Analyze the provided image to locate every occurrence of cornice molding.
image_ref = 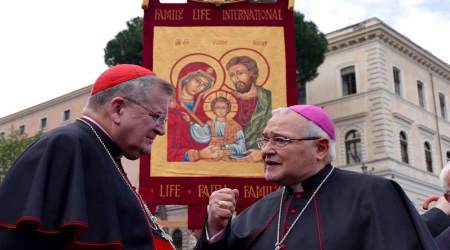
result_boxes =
[441,135,450,144]
[417,124,436,136]
[0,85,92,124]
[326,18,450,81]
[333,112,367,123]
[392,112,414,125]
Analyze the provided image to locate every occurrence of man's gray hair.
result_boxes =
[440,162,450,193]
[86,75,173,111]
[272,107,336,162]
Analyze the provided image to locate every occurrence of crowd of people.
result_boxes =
[0,64,448,249]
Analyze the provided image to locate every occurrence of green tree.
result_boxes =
[0,128,41,182]
[295,11,328,103]
[104,17,143,66]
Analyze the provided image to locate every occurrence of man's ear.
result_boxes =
[108,97,126,124]
[445,193,450,203]
[315,138,329,161]
[444,193,450,202]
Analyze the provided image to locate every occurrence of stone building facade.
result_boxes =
[305,18,450,209]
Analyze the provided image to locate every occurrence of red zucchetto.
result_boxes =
[91,64,155,95]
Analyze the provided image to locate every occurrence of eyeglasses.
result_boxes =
[123,97,167,125]
[256,136,320,149]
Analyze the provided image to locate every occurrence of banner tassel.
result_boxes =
[288,0,294,10]
[142,0,150,10]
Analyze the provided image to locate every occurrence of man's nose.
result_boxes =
[261,143,276,155]
[154,122,166,135]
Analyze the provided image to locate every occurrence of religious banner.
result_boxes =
[140,0,297,228]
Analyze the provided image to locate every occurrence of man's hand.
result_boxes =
[423,195,450,215]
[199,145,224,160]
[435,196,450,215]
[246,149,263,162]
[235,149,263,162]
[207,188,239,236]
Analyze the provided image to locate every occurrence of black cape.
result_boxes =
[422,207,450,238]
[422,208,450,249]
[195,165,439,250]
[435,227,450,249]
[0,119,169,250]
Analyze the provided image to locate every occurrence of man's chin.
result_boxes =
[264,172,280,183]
[123,148,150,160]
[236,88,251,94]
[124,153,140,160]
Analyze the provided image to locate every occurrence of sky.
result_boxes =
[0,0,449,118]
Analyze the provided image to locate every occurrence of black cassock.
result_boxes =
[0,118,170,250]
[196,165,439,250]
[422,207,450,249]
[435,227,450,249]
[422,207,450,238]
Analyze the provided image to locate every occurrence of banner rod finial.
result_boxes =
[142,0,150,10]
[288,0,294,10]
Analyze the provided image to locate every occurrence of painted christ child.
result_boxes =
[190,96,247,159]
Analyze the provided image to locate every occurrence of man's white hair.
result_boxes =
[440,162,450,193]
[272,108,336,162]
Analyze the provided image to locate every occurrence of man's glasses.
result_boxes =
[123,97,167,125]
[256,136,320,149]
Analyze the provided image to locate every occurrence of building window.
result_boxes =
[63,109,71,121]
[19,125,25,135]
[341,66,357,96]
[345,130,362,164]
[439,93,447,120]
[399,131,409,164]
[0,132,4,138]
[393,67,402,96]
[172,229,183,250]
[424,142,433,172]
[40,117,48,129]
[447,151,450,162]
[417,81,425,108]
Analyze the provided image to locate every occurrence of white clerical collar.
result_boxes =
[81,115,112,139]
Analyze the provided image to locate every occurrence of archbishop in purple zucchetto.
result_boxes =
[195,104,438,250]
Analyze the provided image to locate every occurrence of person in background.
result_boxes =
[422,162,450,249]
[0,64,175,250]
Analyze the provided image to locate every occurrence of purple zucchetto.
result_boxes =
[288,105,336,140]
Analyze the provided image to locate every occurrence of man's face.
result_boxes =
[212,101,229,118]
[113,85,170,160]
[261,112,321,186]
[185,75,210,96]
[228,63,253,93]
